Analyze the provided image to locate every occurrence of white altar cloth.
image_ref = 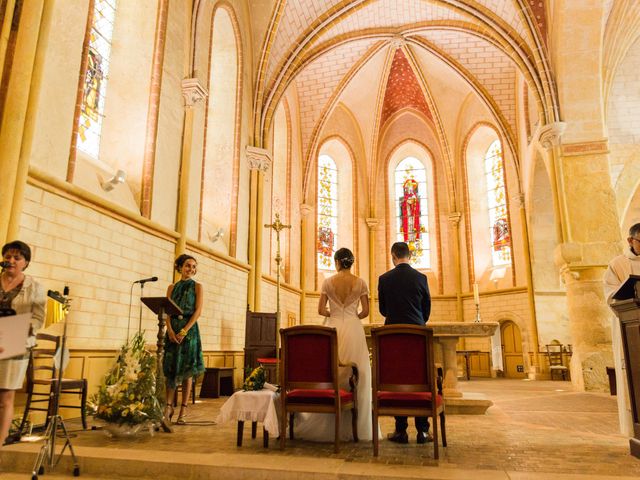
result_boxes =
[215,389,280,436]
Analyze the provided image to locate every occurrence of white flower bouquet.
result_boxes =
[89,332,162,426]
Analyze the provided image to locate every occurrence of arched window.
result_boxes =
[394,157,429,269]
[77,0,117,158]
[317,155,338,270]
[484,140,511,265]
[200,7,239,252]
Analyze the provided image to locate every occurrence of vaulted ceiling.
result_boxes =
[252,0,559,200]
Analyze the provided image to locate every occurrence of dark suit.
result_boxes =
[377,262,431,434]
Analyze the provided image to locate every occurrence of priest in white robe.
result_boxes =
[603,222,640,436]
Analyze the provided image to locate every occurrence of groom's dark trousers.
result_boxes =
[378,263,431,435]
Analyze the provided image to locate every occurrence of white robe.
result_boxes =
[603,247,640,436]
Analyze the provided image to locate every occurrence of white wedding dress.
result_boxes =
[292,275,374,441]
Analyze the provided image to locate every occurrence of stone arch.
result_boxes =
[461,123,515,288]
[199,3,243,256]
[313,136,357,288]
[382,139,442,292]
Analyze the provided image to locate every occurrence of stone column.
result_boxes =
[298,203,313,323]
[0,0,45,243]
[515,192,541,377]
[447,212,463,323]
[365,217,379,322]
[246,147,271,310]
[438,337,462,398]
[175,78,207,261]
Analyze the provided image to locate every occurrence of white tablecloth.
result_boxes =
[215,390,280,436]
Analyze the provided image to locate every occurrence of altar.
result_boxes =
[364,321,499,414]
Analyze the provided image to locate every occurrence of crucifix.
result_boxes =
[264,213,291,379]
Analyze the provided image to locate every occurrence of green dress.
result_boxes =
[162,279,205,389]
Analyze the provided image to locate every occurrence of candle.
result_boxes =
[473,283,480,305]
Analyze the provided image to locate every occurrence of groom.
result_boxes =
[377,241,432,444]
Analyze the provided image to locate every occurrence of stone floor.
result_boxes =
[2,378,639,479]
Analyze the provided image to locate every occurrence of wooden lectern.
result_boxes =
[610,274,640,458]
[141,296,182,433]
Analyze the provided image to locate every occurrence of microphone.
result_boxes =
[133,276,158,284]
[0,261,10,268]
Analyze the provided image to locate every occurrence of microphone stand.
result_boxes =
[138,280,145,333]
[32,288,80,479]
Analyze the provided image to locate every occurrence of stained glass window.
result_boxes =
[395,157,429,269]
[484,140,511,265]
[77,0,117,158]
[317,155,338,270]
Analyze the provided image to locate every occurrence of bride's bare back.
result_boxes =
[331,271,360,304]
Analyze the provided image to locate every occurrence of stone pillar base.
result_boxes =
[570,349,613,392]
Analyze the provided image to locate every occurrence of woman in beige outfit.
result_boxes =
[0,240,45,446]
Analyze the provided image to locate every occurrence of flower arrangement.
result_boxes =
[89,332,162,426]
[243,366,266,391]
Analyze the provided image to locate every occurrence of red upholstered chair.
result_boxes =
[279,325,358,453]
[371,325,446,459]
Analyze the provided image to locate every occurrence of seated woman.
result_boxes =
[292,248,374,441]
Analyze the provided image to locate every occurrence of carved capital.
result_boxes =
[447,212,461,225]
[537,122,566,150]
[181,78,208,107]
[246,146,272,172]
[365,218,380,230]
[299,203,313,217]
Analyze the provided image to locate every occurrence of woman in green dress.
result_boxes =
[163,254,205,425]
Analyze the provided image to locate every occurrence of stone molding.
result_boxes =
[246,146,272,172]
[537,122,566,149]
[561,139,609,157]
[365,217,380,230]
[299,203,313,217]
[447,212,461,225]
[181,78,208,106]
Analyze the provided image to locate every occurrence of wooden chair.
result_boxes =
[18,333,88,433]
[546,343,569,380]
[371,325,447,459]
[279,325,359,453]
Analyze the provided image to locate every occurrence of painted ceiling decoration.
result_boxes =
[379,48,433,127]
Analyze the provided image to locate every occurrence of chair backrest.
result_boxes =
[280,325,338,391]
[28,333,61,383]
[371,325,435,393]
[546,344,564,367]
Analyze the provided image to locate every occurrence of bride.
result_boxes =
[292,247,374,441]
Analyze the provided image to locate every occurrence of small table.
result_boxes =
[457,350,480,380]
[215,389,279,448]
[200,367,234,398]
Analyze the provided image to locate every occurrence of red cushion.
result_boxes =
[287,389,353,405]
[257,357,278,364]
[377,391,443,409]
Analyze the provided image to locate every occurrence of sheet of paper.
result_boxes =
[0,313,32,360]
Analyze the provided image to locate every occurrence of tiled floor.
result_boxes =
[2,378,639,479]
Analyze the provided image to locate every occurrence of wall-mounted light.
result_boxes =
[208,227,224,243]
[101,169,126,191]
[489,267,506,289]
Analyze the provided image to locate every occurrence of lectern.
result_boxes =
[610,274,640,458]
[141,296,182,433]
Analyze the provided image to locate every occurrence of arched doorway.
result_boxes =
[501,321,526,378]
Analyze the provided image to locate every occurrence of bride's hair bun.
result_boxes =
[334,248,355,269]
